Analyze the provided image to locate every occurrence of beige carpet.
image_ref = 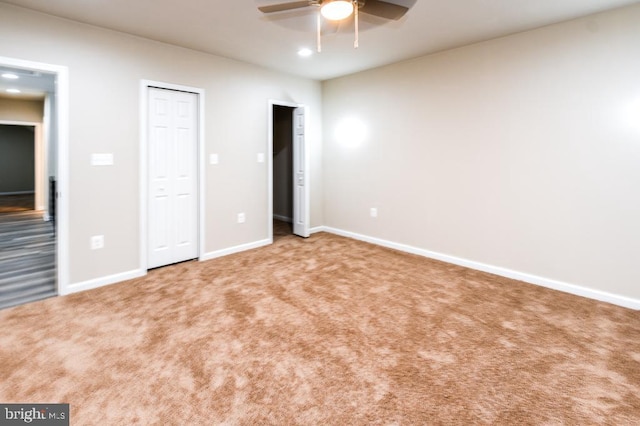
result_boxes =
[1,227,639,424]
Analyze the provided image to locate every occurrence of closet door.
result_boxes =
[147,88,198,269]
[292,106,309,237]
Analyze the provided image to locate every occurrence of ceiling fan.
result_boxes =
[258,1,410,51]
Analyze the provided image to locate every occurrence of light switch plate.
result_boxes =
[91,235,104,250]
[210,153,219,165]
[257,153,265,163]
[91,153,114,166]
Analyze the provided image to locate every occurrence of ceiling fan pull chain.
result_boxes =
[354,0,359,48]
[317,10,322,52]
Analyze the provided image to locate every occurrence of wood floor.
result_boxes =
[273,218,293,240]
[0,193,34,213]
[0,209,56,310]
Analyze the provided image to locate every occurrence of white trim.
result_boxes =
[0,56,69,296]
[309,225,326,234]
[139,80,206,274]
[43,94,52,218]
[33,123,44,211]
[267,100,309,241]
[200,239,271,261]
[273,214,292,223]
[300,106,311,238]
[0,120,39,126]
[322,226,640,310]
[198,90,206,263]
[62,269,146,295]
[0,191,35,196]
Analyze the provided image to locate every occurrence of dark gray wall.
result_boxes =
[273,106,293,220]
[0,124,35,193]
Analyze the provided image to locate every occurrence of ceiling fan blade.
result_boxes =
[258,1,311,14]
[360,0,409,20]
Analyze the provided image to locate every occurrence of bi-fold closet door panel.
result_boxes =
[147,88,198,269]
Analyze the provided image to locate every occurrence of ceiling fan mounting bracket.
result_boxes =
[258,0,410,50]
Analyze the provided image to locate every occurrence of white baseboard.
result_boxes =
[55,229,640,310]
[201,238,271,261]
[59,239,272,297]
[273,214,292,223]
[322,227,640,311]
[0,191,35,196]
[60,269,146,296]
[309,226,326,234]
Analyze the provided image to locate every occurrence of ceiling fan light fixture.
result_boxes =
[320,0,354,21]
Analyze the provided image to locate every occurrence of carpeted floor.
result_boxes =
[1,228,639,424]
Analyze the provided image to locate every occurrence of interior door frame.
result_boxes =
[139,80,205,271]
[267,99,309,240]
[0,56,69,295]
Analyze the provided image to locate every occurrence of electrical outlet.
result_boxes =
[370,208,378,218]
[237,213,246,224]
[91,235,104,250]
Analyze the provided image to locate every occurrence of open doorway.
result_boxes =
[272,105,295,239]
[268,100,309,242]
[0,120,54,309]
[0,59,65,309]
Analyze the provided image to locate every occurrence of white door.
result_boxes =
[148,88,198,269]
[292,107,309,237]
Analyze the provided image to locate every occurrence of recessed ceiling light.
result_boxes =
[297,48,313,57]
[1,73,19,79]
[6,88,21,94]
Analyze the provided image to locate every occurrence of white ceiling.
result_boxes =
[1,0,639,81]
[0,66,56,100]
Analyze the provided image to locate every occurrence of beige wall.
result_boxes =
[322,5,640,301]
[0,97,43,122]
[0,4,323,284]
[2,2,637,304]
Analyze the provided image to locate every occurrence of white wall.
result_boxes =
[322,4,640,304]
[0,4,323,285]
